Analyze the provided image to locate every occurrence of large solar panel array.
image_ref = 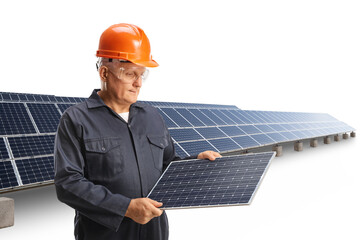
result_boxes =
[147,152,275,209]
[0,91,355,193]
[0,92,85,193]
[152,105,354,158]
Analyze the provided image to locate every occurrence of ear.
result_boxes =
[99,65,108,81]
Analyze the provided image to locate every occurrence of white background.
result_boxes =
[1,0,359,239]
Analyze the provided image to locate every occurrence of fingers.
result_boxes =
[148,198,163,208]
[125,198,164,224]
[198,151,222,161]
[147,198,164,216]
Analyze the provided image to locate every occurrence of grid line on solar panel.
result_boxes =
[0,103,37,135]
[57,103,75,114]
[7,135,55,159]
[27,103,61,133]
[0,161,19,189]
[16,156,54,185]
[0,138,10,160]
[174,108,206,127]
[160,108,193,127]
[147,152,275,209]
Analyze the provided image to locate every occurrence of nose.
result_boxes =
[133,76,142,88]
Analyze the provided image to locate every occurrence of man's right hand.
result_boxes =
[125,198,163,224]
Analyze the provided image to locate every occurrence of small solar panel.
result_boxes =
[0,138,10,160]
[147,152,275,209]
[27,103,61,133]
[0,161,19,189]
[16,156,54,185]
[0,103,36,135]
[8,135,55,159]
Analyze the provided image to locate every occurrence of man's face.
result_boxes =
[105,62,145,106]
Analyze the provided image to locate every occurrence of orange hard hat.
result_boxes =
[96,23,158,67]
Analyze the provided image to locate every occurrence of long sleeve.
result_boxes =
[54,113,131,232]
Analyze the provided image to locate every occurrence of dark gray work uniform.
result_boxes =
[54,89,190,240]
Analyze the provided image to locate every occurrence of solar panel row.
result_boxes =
[0,92,85,103]
[0,91,355,193]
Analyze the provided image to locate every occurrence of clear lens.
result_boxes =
[104,60,149,83]
[117,67,149,83]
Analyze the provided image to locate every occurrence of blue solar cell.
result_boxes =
[0,103,36,135]
[238,125,262,135]
[219,110,245,124]
[147,152,275,209]
[208,138,241,152]
[57,103,75,114]
[0,161,19,189]
[279,131,298,141]
[16,156,54,185]
[232,136,259,149]
[266,132,288,142]
[2,93,11,101]
[254,124,276,133]
[27,103,61,133]
[210,110,236,125]
[8,135,55,159]
[281,124,297,131]
[187,109,216,126]
[169,128,203,142]
[175,108,205,127]
[291,130,308,139]
[160,108,192,127]
[157,109,178,128]
[9,93,20,101]
[0,138,10,160]
[250,134,275,145]
[219,126,246,137]
[177,140,217,156]
[228,110,252,124]
[195,127,227,139]
[200,109,227,125]
[174,143,189,158]
[267,124,287,132]
[242,111,265,123]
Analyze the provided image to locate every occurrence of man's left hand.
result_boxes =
[197,151,222,161]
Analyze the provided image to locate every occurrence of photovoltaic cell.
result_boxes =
[16,156,54,185]
[219,126,246,137]
[195,127,227,139]
[147,152,275,209]
[178,140,217,156]
[187,109,216,126]
[200,109,227,125]
[251,134,275,145]
[175,108,205,127]
[27,103,61,133]
[169,129,203,142]
[232,136,259,149]
[0,161,18,189]
[8,135,55,159]
[0,138,9,160]
[0,103,36,135]
[208,138,240,152]
[160,108,192,127]
[57,103,75,114]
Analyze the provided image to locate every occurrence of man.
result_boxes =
[54,23,221,240]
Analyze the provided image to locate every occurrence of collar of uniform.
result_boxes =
[86,89,147,109]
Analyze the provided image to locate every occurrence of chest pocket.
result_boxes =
[147,135,168,172]
[84,137,123,181]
